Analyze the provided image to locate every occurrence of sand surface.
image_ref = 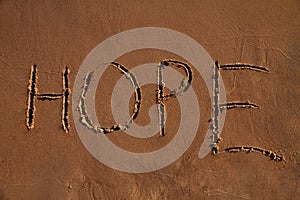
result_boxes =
[0,0,299,199]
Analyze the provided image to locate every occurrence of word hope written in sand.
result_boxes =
[25,60,284,163]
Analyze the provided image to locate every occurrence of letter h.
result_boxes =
[26,65,71,133]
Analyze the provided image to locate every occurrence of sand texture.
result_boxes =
[0,0,299,199]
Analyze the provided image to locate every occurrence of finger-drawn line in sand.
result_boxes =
[212,61,220,145]
[157,59,193,136]
[62,68,71,133]
[26,65,37,130]
[223,146,285,162]
[219,101,259,112]
[36,93,64,100]
[78,62,141,134]
[26,65,70,133]
[212,140,285,162]
[220,63,270,73]
[211,61,285,162]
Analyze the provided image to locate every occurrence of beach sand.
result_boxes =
[0,0,299,199]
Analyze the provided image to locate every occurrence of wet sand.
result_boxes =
[0,0,299,199]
